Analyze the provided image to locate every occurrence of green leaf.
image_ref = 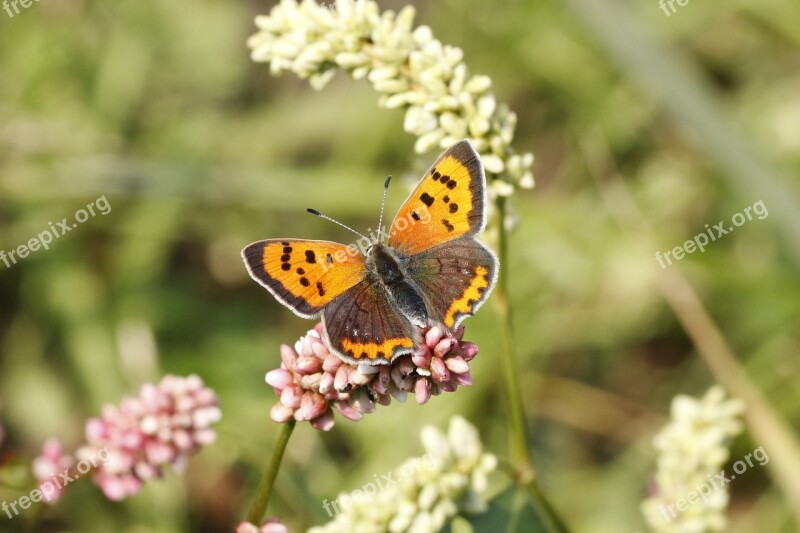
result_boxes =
[444,487,553,533]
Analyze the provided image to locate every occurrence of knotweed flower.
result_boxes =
[265,323,479,431]
[309,415,496,532]
[32,439,75,504]
[236,517,289,533]
[247,0,534,198]
[641,386,745,532]
[75,374,222,501]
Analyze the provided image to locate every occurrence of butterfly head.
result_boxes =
[365,241,388,266]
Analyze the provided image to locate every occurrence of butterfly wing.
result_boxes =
[389,140,486,255]
[405,238,498,330]
[242,239,366,318]
[322,274,420,365]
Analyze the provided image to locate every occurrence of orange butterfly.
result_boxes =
[242,140,499,365]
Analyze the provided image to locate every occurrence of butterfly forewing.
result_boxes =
[242,239,366,318]
[389,140,486,255]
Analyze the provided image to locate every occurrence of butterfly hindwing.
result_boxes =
[242,239,366,318]
[389,140,486,255]
[322,275,420,364]
[405,238,499,330]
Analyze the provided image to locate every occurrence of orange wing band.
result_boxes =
[444,265,491,328]
[340,337,414,362]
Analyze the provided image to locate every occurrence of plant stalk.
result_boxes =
[495,196,533,481]
[246,420,296,526]
[496,196,570,533]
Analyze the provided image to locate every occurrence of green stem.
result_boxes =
[495,197,570,533]
[495,197,532,481]
[527,482,571,533]
[246,420,296,525]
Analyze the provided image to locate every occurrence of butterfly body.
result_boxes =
[244,140,499,365]
[366,242,429,328]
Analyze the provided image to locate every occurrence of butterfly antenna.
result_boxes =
[376,175,391,241]
[306,208,369,241]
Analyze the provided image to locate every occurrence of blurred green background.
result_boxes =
[1,0,799,531]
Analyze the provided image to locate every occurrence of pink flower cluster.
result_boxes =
[32,439,74,504]
[266,323,478,430]
[236,518,288,533]
[75,374,222,500]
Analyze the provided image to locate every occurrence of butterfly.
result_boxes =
[242,140,499,365]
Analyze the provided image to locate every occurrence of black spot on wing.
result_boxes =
[305,250,316,263]
[442,219,455,232]
[420,193,435,207]
[280,244,293,271]
[300,277,310,287]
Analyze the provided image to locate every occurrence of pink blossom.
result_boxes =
[266,323,478,430]
[236,517,289,533]
[76,374,222,501]
[32,439,75,504]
